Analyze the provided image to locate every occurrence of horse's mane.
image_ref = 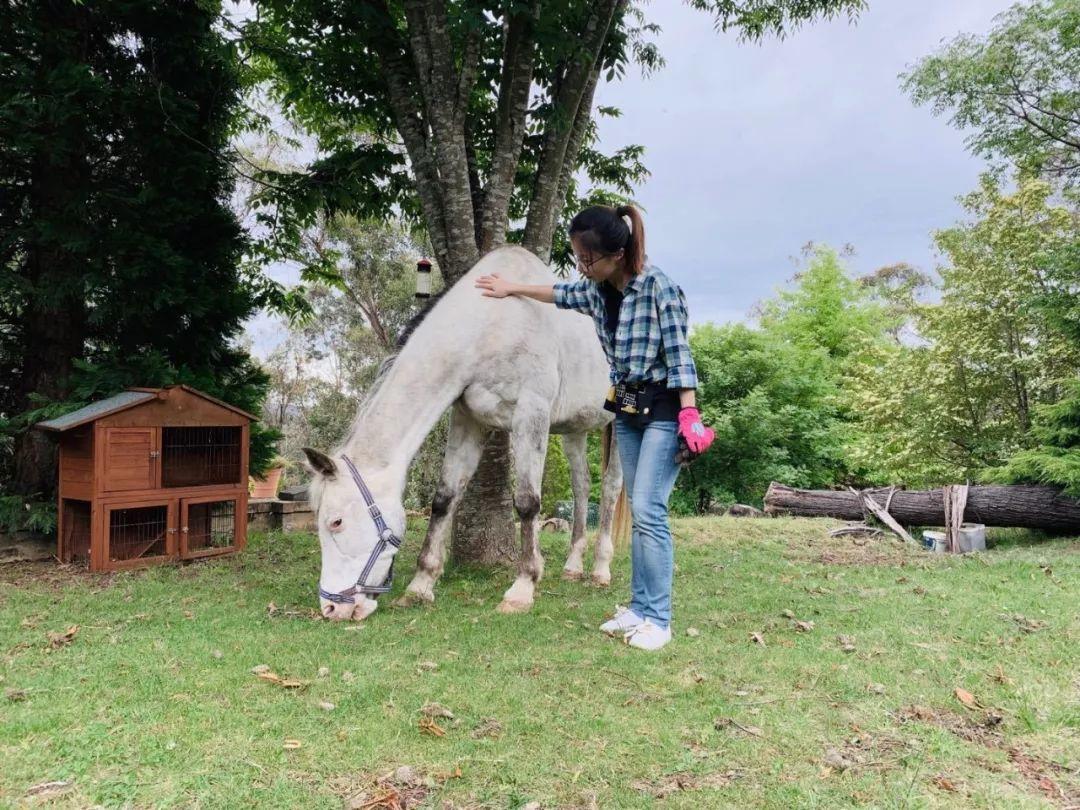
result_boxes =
[336,284,453,450]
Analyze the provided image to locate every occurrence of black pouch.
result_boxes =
[604,382,675,427]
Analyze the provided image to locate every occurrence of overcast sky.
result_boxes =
[245,0,1015,355]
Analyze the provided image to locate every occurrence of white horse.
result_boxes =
[303,245,623,620]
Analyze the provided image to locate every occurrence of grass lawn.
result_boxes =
[1,516,1077,808]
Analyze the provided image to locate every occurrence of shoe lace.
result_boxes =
[625,619,656,639]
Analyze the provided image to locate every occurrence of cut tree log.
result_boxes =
[764,483,1080,531]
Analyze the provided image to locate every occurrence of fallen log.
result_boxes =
[764,482,1080,531]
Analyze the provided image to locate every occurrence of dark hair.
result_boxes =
[568,204,646,276]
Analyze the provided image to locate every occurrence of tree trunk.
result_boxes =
[451,431,518,565]
[764,482,1080,531]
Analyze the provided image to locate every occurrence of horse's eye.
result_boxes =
[329,518,343,531]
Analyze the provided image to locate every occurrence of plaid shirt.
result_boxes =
[553,264,699,389]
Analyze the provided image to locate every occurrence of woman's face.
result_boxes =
[571,235,624,283]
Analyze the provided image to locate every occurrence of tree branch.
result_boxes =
[479,0,541,254]
[522,0,625,259]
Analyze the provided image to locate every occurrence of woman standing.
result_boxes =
[475,204,713,651]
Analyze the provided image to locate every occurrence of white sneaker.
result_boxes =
[599,605,644,636]
[624,620,672,651]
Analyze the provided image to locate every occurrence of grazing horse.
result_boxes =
[303,245,623,620]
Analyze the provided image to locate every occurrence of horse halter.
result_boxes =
[318,455,402,606]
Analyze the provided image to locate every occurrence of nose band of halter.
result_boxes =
[318,455,402,606]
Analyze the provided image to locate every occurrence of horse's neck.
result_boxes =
[339,342,466,493]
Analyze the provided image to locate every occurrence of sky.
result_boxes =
[244,0,1016,356]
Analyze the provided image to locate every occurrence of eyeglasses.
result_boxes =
[575,252,611,273]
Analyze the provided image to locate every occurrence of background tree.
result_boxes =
[0,0,276,531]
[259,215,451,508]
[244,0,866,563]
[903,0,1080,186]
[846,176,1080,485]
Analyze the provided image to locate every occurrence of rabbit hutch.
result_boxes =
[35,385,255,572]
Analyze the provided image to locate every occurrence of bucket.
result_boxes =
[922,530,948,553]
[958,523,986,553]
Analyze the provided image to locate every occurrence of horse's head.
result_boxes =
[303,447,405,621]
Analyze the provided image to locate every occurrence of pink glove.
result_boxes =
[678,407,714,455]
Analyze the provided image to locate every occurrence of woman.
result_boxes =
[475,204,714,651]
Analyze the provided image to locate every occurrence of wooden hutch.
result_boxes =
[36,385,255,571]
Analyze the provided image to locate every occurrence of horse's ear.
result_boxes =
[302,447,337,478]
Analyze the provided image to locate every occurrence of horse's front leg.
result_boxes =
[396,406,487,607]
[497,402,550,614]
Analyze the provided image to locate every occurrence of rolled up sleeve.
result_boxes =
[658,285,698,390]
[552,278,594,314]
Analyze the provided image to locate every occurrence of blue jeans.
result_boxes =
[614,418,682,629]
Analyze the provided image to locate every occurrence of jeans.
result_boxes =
[614,418,682,629]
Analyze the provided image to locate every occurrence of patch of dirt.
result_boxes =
[783,531,920,567]
[894,704,1005,747]
[0,560,117,590]
[834,729,910,772]
[894,705,1079,806]
[630,769,744,799]
[1007,747,1079,807]
[327,765,460,810]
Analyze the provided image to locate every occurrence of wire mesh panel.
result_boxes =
[62,499,92,562]
[185,500,237,554]
[162,427,241,487]
[109,505,168,562]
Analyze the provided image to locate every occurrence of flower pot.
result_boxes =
[250,466,284,499]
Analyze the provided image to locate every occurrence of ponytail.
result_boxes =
[615,204,646,277]
[568,203,648,276]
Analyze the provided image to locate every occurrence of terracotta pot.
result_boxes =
[250,466,284,499]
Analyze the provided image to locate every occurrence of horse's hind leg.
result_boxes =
[592,425,623,587]
[560,432,590,581]
[396,405,487,607]
[497,399,550,614]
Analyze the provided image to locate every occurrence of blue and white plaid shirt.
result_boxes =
[553,264,699,390]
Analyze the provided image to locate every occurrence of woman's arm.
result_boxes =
[475,273,554,303]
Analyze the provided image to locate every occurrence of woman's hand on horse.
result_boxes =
[476,273,512,298]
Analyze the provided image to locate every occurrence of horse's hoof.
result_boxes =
[591,574,611,588]
[496,599,533,614]
[561,569,583,581]
[393,591,432,609]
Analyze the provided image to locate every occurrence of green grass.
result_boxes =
[1,517,1077,808]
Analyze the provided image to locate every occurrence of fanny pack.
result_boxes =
[604,380,679,425]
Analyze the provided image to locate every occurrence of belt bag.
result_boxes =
[604,381,679,424]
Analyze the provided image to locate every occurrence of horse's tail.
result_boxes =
[601,422,632,549]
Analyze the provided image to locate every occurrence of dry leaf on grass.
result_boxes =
[794,620,815,632]
[318,701,336,711]
[254,669,309,690]
[954,687,981,709]
[283,739,302,750]
[685,627,700,637]
[45,625,78,649]
[418,717,445,737]
[5,688,28,702]
[749,632,766,646]
[932,775,959,792]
